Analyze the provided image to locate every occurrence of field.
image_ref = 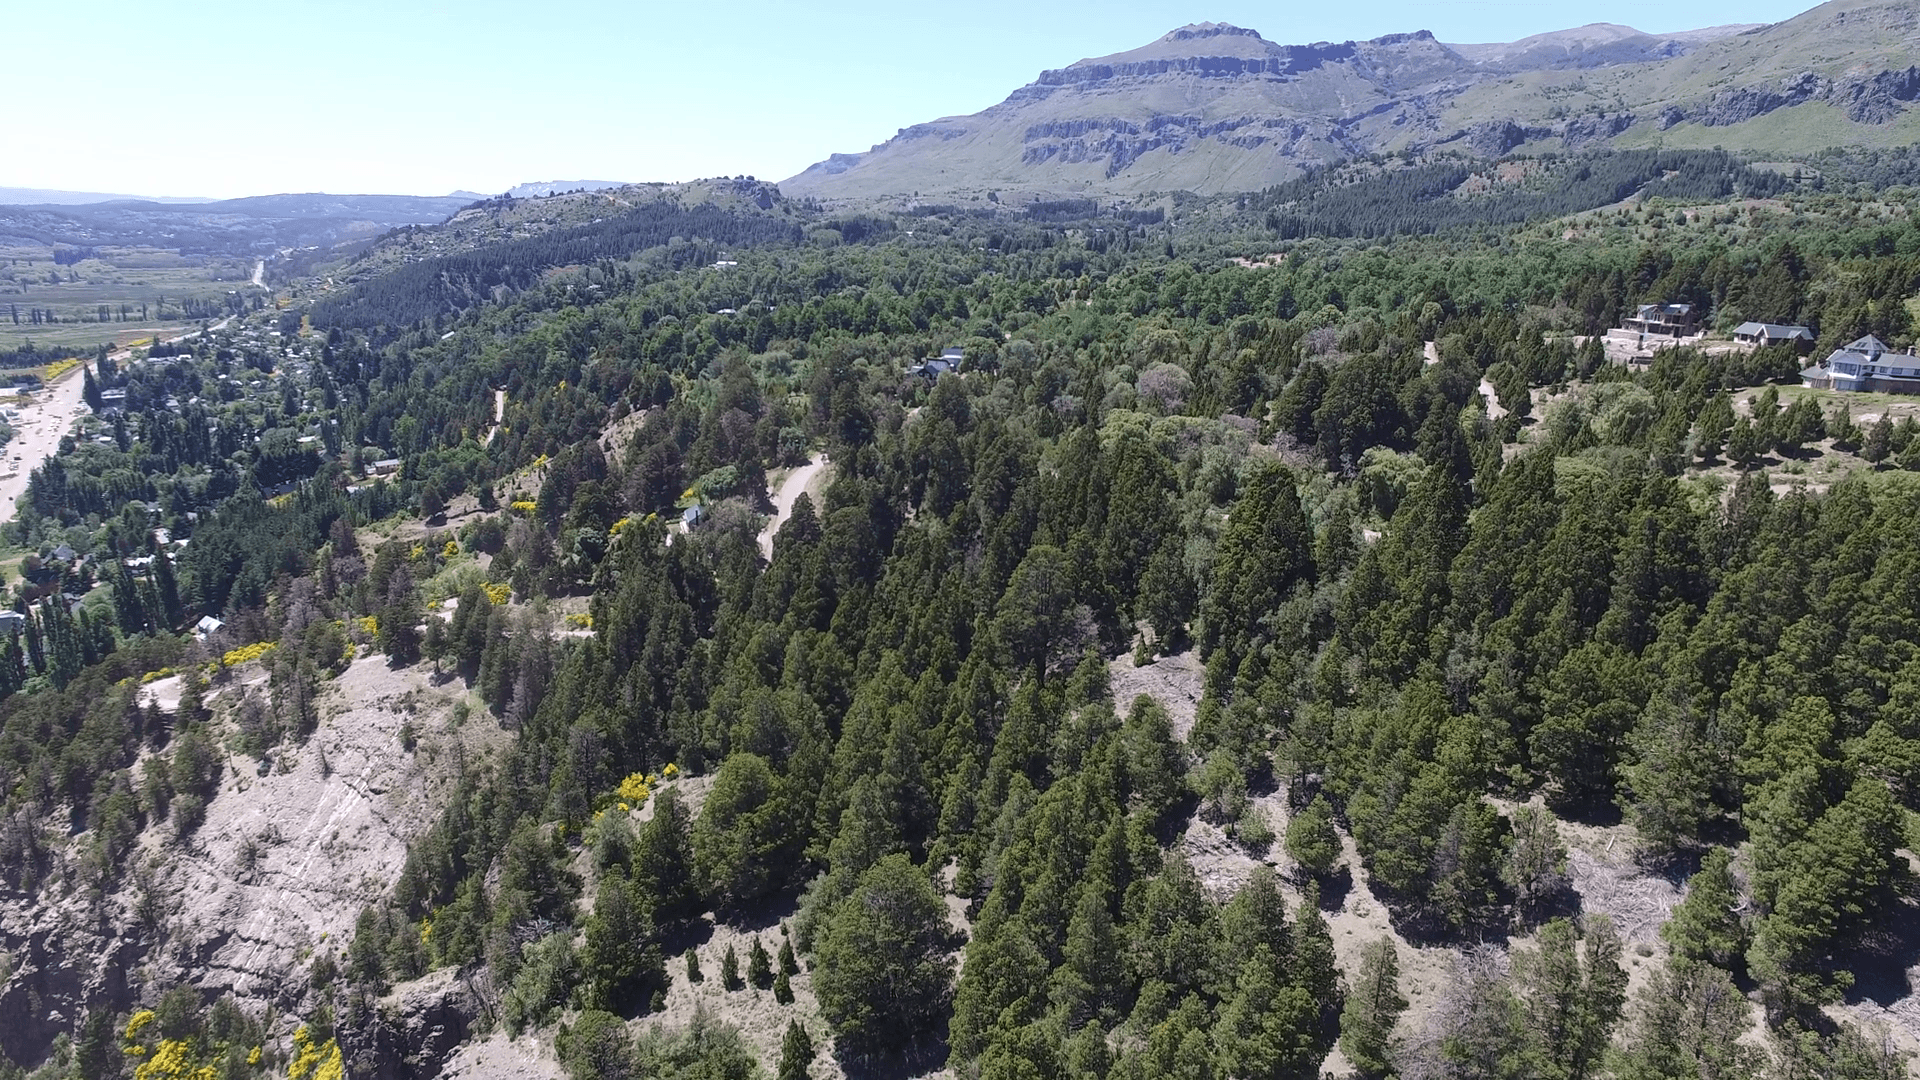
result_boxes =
[0,243,255,351]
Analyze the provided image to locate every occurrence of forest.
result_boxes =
[9,150,1920,1080]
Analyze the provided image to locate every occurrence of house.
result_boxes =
[0,611,26,633]
[681,504,706,528]
[194,615,225,639]
[1622,303,1701,338]
[50,544,76,563]
[1801,335,1920,394]
[1734,322,1815,351]
[367,458,402,477]
[906,347,964,380]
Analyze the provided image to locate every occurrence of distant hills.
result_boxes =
[503,180,629,198]
[0,186,212,206]
[0,193,482,257]
[783,0,1920,200]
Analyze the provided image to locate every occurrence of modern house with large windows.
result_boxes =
[1800,335,1920,394]
[1622,303,1701,338]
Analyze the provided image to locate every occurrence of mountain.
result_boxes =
[782,0,1920,201]
[504,179,629,197]
[0,186,210,206]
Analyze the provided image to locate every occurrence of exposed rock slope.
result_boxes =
[0,654,497,1066]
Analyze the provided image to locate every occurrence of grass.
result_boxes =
[0,252,251,351]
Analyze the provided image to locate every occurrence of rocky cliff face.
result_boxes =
[782,0,1920,201]
[0,656,500,1071]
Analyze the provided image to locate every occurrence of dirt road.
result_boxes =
[758,452,829,559]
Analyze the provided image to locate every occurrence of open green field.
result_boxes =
[0,244,253,351]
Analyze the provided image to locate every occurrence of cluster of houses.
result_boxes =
[1608,301,1920,396]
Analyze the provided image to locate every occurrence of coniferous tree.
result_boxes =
[1284,794,1342,880]
[635,787,701,923]
[1340,937,1408,1079]
[814,854,954,1054]
[720,943,743,991]
[1613,959,1761,1080]
[748,936,774,990]
[1662,847,1745,969]
[776,1020,815,1080]
[1862,415,1894,464]
[581,870,664,1015]
[774,967,794,1005]
[1694,392,1734,462]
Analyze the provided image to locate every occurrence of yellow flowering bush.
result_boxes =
[357,615,378,637]
[222,642,277,668]
[409,543,427,561]
[483,583,511,605]
[565,613,593,629]
[615,772,651,805]
[663,762,679,778]
[136,1040,215,1080]
[140,667,176,684]
[287,1026,343,1080]
[248,1047,262,1066]
[510,500,537,516]
[43,357,81,381]
[124,1009,155,1052]
[443,540,459,557]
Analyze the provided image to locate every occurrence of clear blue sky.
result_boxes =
[10,0,1821,199]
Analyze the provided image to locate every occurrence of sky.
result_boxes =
[10,0,1823,200]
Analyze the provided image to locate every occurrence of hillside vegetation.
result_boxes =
[9,154,1920,1080]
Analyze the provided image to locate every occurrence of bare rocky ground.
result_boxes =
[0,650,503,1066]
[1107,649,1204,740]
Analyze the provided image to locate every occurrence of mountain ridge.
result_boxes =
[781,0,1920,201]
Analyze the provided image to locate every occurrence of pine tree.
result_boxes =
[1863,415,1894,464]
[749,936,774,990]
[721,943,743,991]
[581,870,663,1015]
[1613,958,1762,1080]
[814,854,954,1054]
[686,949,703,984]
[1284,794,1342,879]
[1340,937,1408,1079]
[774,967,794,1005]
[1694,392,1734,462]
[776,1020,815,1080]
[1662,847,1745,969]
[1511,917,1626,1080]
[1503,804,1570,928]
[778,936,799,977]
[1728,415,1762,468]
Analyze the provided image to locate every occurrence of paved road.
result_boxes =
[0,316,233,521]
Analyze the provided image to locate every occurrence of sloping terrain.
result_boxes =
[0,652,496,1066]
